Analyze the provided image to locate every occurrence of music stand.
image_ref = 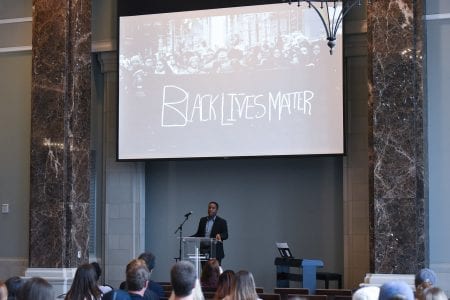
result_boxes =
[276,242,294,258]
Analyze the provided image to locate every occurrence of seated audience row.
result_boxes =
[353,268,445,300]
[2,259,449,300]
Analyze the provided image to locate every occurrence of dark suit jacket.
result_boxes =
[192,215,228,260]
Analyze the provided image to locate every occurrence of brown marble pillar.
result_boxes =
[368,1,426,273]
[30,0,91,267]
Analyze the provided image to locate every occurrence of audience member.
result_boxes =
[5,276,24,300]
[229,270,259,300]
[352,286,380,300]
[103,289,131,300]
[379,281,414,300]
[126,263,151,300]
[201,259,221,289]
[5,276,25,300]
[415,268,437,299]
[125,259,158,300]
[65,263,102,300]
[91,262,113,294]
[138,252,164,298]
[170,261,197,300]
[214,270,235,300]
[17,277,54,300]
[420,287,447,300]
[0,281,7,300]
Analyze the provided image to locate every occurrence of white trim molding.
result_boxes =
[344,20,367,34]
[24,268,77,298]
[0,17,32,25]
[361,273,415,288]
[425,13,450,21]
[0,38,117,54]
[0,46,32,53]
[92,39,116,53]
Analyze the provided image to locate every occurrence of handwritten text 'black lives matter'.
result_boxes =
[161,85,315,127]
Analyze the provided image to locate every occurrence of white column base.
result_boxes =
[24,268,77,298]
[360,273,415,289]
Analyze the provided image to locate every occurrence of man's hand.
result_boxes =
[215,233,222,241]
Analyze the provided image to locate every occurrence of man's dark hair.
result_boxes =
[90,262,102,281]
[127,264,150,292]
[209,201,219,210]
[138,252,156,271]
[65,263,102,300]
[17,277,54,300]
[170,261,196,297]
[5,276,25,297]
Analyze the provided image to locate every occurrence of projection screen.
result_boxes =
[118,2,344,159]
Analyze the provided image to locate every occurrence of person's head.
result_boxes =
[103,289,131,300]
[229,34,240,47]
[415,268,437,290]
[155,59,166,73]
[231,270,258,300]
[214,270,235,300]
[126,258,147,273]
[170,261,197,298]
[216,50,229,65]
[5,276,24,298]
[66,263,101,300]
[298,41,309,56]
[313,44,321,56]
[379,281,414,300]
[144,58,154,68]
[188,55,200,69]
[200,259,221,288]
[126,264,150,293]
[0,281,7,300]
[352,286,380,300]
[17,277,54,300]
[421,287,448,300]
[208,202,219,218]
[273,48,282,59]
[90,261,102,282]
[138,252,156,272]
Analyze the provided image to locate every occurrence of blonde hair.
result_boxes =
[421,287,448,300]
[231,271,258,300]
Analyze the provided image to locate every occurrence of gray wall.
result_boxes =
[145,157,343,291]
[426,0,450,290]
[0,0,32,279]
[0,52,31,257]
[92,0,117,45]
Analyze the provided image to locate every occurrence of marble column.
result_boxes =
[368,1,426,273]
[30,0,91,267]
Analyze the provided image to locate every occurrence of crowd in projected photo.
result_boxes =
[119,7,338,87]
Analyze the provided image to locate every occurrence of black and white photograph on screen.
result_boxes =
[119,5,336,79]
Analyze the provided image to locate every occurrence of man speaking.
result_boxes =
[192,201,228,264]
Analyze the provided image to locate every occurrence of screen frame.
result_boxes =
[116,0,347,161]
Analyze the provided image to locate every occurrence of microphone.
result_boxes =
[184,211,193,218]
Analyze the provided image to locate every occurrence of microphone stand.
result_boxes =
[174,214,190,261]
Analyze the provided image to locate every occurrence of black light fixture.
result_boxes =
[286,0,362,54]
